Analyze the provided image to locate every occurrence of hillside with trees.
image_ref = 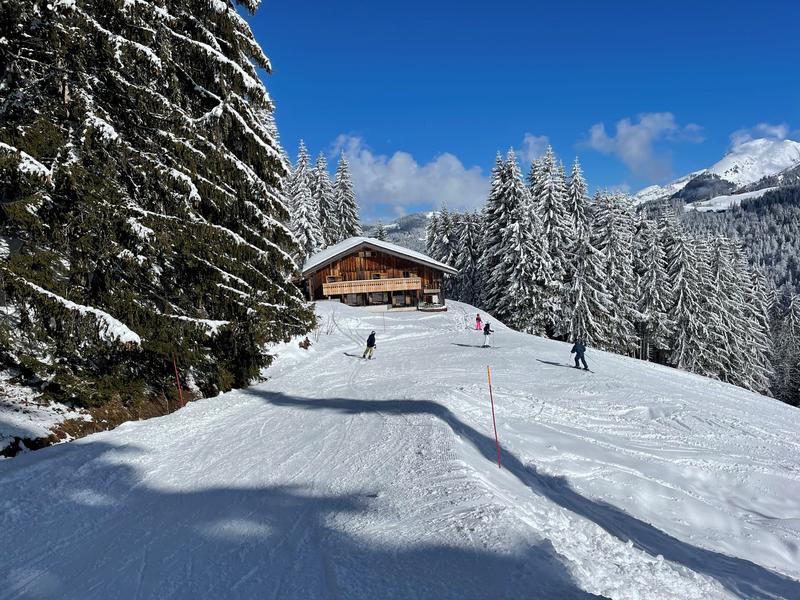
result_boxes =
[0,0,314,450]
[425,148,791,403]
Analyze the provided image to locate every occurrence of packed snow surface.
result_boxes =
[685,187,779,212]
[1,301,799,599]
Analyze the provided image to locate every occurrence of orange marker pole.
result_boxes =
[172,352,185,408]
[487,365,501,468]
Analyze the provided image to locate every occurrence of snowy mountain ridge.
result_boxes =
[634,138,800,207]
[2,301,798,599]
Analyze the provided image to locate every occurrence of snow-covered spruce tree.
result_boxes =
[454,212,483,306]
[374,220,387,241]
[500,199,540,332]
[566,158,589,238]
[530,146,571,333]
[425,211,440,258]
[0,0,313,413]
[479,154,509,315]
[433,205,461,297]
[703,236,751,384]
[288,141,322,260]
[666,231,707,374]
[561,226,610,346]
[434,205,459,267]
[592,193,638,354]
[311,153,337,248]
[771,294,800,405]
[738,260,773,393]
[484,150,532,325]
[633,218,673,361]
[333,154,361,240]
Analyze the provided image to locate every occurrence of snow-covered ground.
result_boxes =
[0,370,89,451]
[1,301,799,599]
[685,187,778,212]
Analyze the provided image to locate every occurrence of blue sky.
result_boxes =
[248,1,800,221]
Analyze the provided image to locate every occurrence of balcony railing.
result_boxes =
[322,277,422,296]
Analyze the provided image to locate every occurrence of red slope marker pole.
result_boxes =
[172,352,185,408]
[487,365,501,468]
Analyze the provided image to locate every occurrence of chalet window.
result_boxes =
[371,273,381,279]
[358,250,372,258]
[326,276,339,283]
[402,271,411,278]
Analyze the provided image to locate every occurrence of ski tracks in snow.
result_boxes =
[1,301,799,599]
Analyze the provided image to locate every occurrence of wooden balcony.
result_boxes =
[322,277,422,296]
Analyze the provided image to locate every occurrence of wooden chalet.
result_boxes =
[301,237,458,310]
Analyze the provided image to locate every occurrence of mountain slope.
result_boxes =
[634,138,800,206]
[1,301,799,599]
[707,139,800,187]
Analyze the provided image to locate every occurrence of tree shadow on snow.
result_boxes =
[246,389,800,600]
[449,343,487,349]
[0,440,602,599]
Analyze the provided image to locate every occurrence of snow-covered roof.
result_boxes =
[302,237,458,276]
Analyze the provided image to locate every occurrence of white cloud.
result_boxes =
[730,122,791,148]
[329,135,489,216]
[584,112,703,181]
[516,133,550,166]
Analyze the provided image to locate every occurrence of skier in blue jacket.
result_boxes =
[571,339,588,370]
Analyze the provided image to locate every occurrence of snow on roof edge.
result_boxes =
[302,237,458,276]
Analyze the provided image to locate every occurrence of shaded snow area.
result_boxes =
[0,371,89,450]
[685,187,778,212]
[1,301,799,599]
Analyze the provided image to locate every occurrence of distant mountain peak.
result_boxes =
[634,138,800,206]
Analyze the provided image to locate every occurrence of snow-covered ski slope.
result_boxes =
[2,301,799,600]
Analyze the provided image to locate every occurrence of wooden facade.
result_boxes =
[302,242,455,310]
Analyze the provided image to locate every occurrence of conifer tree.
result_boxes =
[592,193,638,354]
[333,154,361,240]
[479,154,509,314]
[739,261,773,393]
[634,219,673,360]
[667,232,708,373]
[484,150,534,324]
[705,237,752,383]
[530,146,571,332]
[0,0,313,407]
[289,141,322,260]
[561,227,610,346]
[375,220,388,241]
[433,205,458,267]
[425,211,441,259]
[566,158,590,238]
[772,294,800,405]
[454,212,483,306]
[311,154,336,247]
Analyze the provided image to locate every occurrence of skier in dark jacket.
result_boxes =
[362,331,377,359]
[571,339,588,370]
[482,322,494,347]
